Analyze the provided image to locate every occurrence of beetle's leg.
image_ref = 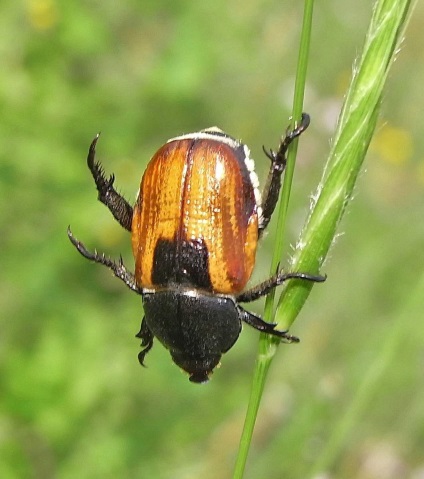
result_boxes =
[87,134,133,231]
[135,318,154,367]
[67,227,140,293]
[238,306,299,343]
[258,113,310,236]
[236,270,326,304]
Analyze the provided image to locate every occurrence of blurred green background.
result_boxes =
[1,0,423,478]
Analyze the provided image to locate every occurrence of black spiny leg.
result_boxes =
[238,306,300,343]
[258,113,310,235]
[236,271,326,342]
[135,318,154,366]
[87,134,134,231]
[236,270,326,304]
[67,227,141,294]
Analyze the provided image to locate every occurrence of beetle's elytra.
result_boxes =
[68,114,326,383]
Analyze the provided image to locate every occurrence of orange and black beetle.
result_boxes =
[68,114,325,383]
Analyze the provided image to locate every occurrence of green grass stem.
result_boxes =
[276,0,416,329]
[233,1,315,477]
[233,0,416,477]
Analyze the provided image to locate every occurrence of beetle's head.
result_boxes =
[170,351,221,383]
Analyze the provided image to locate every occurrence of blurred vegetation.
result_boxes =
[1,0,423,478]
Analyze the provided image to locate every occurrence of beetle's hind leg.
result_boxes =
[67,227,140,294]
[87,134,134,231]
[258,113,310,235]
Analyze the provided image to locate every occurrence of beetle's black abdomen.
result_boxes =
[142,290,242,382]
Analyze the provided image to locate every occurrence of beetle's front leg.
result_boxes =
[135,318,154,366]
[238,306,299,343]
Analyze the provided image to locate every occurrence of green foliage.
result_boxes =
[1,1,423,478]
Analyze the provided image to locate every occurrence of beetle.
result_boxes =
[68,113,325,383]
